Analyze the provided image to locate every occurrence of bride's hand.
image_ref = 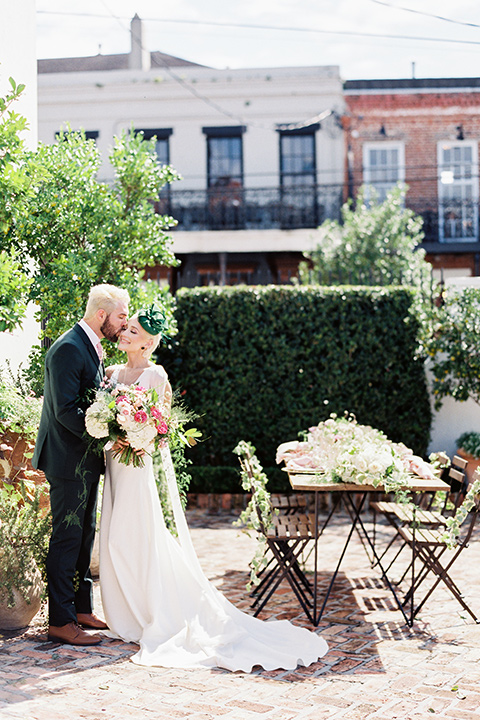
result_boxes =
[111,437,146,457]
[111,437,129,452]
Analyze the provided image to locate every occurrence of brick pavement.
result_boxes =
[1,510,479,720]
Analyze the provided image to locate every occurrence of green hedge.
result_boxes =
[158,285,431,475]
[187,465,290,494]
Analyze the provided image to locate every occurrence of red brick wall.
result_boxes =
[345,91,480,204]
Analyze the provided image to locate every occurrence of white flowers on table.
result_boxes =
[277,413,436,494]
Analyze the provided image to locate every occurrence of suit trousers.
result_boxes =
[46,474,100,626]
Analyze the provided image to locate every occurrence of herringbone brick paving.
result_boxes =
[1,510,479,720]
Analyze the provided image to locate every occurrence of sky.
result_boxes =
[36,0,480,81]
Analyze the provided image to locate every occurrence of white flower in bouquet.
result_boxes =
[126,420,158,452]
[85,397,114,438]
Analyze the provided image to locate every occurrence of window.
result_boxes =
[203,126,246,228]
[279,127,317,189]
[203,126,245,189]
[135,128,173,212]
[363,142,405,202]
[438,141,478,242]
[278,125,318,227]
[135,128,172,165]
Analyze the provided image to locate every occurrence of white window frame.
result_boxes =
[437,140,478,243]
[363,141,405,202]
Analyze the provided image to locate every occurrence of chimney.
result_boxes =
[129,14,150,71]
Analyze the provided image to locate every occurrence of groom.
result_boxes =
[33,284,129,645]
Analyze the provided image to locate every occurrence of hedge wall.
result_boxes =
[158,285,431,479]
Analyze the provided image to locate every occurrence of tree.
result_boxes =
[11,128,180,390]
[425,287,480,409]
[298,184,429,289]
[0,77,34,331]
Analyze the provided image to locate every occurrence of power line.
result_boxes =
[370,0,480,30]
[36,9,480,47]
[46,4,338,134]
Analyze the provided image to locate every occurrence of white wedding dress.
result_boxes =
[99,365,328,672]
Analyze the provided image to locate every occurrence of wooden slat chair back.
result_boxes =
[235,442,317,622]
[371,453,468,576]
[271,493,307,514]
[398,468,480,624]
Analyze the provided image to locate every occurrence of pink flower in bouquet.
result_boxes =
[134,410,148,423]
[150,406,163,420]
[156,420,169,435]
[115,395,128,404]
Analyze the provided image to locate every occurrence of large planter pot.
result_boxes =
[456,448,480,485]
[0,561,44,631]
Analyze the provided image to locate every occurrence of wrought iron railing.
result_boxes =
[158,184,343,231]
[409,198,480,244]
[158,188,480,242]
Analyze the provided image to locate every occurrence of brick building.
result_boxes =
[344,78,480,278]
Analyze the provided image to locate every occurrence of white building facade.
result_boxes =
[37,17,345,289]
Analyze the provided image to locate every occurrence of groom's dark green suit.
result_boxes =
[33,323,105,626]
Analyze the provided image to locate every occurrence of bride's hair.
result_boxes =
[84,284,130,319]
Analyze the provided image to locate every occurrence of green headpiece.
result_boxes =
[137,304,166,337]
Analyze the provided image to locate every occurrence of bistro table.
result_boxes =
[286,471,450,626]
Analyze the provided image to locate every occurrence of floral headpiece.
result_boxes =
[137,304,166,337]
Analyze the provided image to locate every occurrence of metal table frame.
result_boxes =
[287,473,450,626]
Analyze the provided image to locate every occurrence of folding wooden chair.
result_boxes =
[271,493,308,514]
[371,456,468,575]
[235,443,317,622]
[398,471,480,624]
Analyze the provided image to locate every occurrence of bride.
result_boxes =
[99,304,328,672]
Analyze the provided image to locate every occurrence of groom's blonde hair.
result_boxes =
[84,284,130,319]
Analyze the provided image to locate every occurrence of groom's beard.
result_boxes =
[101,315,124,342]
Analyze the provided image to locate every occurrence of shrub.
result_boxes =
[158,285,431,475]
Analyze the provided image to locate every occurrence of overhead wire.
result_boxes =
[36,9,480,47]
[57,4,339,133]
[369,1,480,30]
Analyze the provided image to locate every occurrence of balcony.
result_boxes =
[158,184,343,232]
[409,198,480,250]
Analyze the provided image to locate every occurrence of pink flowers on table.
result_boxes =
[277,413,438,493]
[85,378,173,467]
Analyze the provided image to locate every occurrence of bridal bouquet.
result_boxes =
[85,379,172,467]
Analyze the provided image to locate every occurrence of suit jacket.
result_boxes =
[33,324,105,482]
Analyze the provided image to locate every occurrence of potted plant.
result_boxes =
[0,480,50,630]
[0,370,51,629]
[455,431,480,484]
[0,368,44,485]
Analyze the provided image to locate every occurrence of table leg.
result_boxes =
[344,492,412,626]
[314,492,367,624]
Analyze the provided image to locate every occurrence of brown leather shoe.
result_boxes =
[48,621,102,646]
[76,612,108,630]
